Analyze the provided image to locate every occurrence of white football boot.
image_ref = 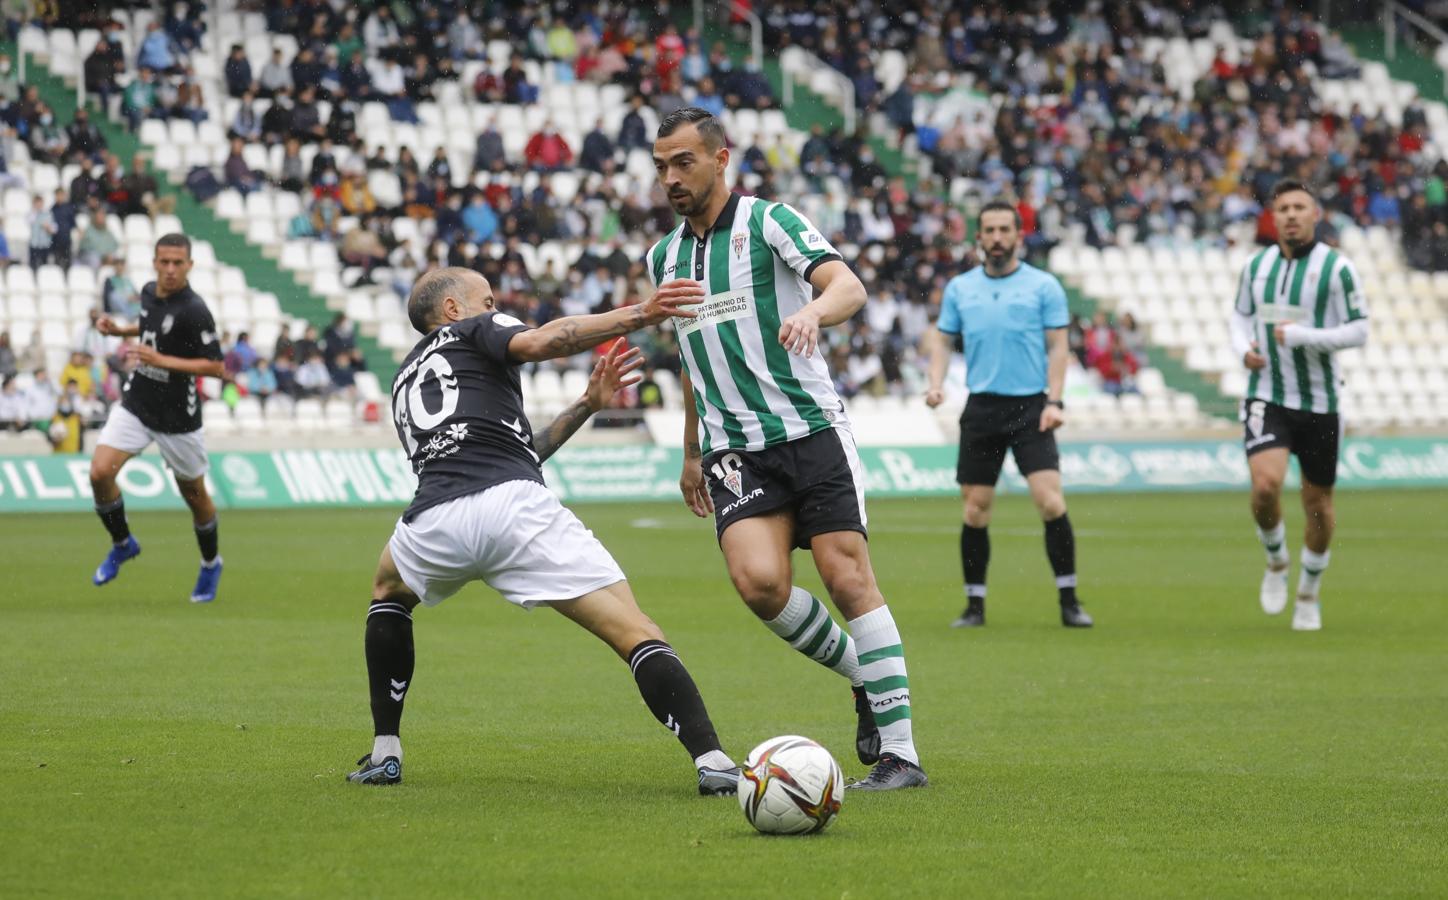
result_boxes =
[1260,564,1290,615]
[1292,597,1322,631]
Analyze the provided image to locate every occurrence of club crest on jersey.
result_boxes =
[732,233,748,258]
[162,314,175,334]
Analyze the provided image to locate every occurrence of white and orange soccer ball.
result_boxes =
[736,735,843,835]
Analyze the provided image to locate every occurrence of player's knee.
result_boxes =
[89,461,115,491]
[1250,477,1282,507]
[731,566,789,616]
[963,496,993,525]
[1035,493,1067,520]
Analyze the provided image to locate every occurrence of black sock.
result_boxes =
[366,599,415,737]
[96,498,130,544]
[627,639,723,762]
[961,523,989,607]
[194,517,219,563]
[1044,513,1077,605]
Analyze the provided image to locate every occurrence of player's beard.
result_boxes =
[670,180,714,218]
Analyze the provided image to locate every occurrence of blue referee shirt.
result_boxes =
[938,262,1070,396]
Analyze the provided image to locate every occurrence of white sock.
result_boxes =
[848,605,918,765]
[1257,521,1289,567]
[1298,548,1330,598]
[694,749,734,771]
[372,734,402,764]
[201,556,223,569]
[764,586,861,686]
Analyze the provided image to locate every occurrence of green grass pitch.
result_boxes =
[3,490,1445,898]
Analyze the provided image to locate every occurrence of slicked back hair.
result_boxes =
[1271,179,1317,204]
[408,266,473,334]
[656,106,726,151]
[977,199,1022,231]
[154,232,192,258]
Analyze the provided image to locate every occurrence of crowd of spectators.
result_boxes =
[756,1,1442,266]
[9,0,1438,425]
[220,312,371,408]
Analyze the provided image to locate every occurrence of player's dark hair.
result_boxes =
[154,232,192,259]
[656,106,726,151]
[977,199,1022,230]
[1271,179,1316,203]
[408,266,471,334]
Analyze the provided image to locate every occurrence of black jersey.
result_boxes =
[120,282,223,434]
[392,312,544,522]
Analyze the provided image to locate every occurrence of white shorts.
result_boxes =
[388,479,626,608]
[97,404,210,481]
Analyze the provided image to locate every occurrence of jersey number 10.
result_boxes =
[394,354,459,455]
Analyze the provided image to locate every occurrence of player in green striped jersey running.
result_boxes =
[647,107,926,791]
[1229,180,1369,632]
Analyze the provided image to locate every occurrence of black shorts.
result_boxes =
[1241,399,1341,487]
[704,427,866,550]
[957,392,1061,486]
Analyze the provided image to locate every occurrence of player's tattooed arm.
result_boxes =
[506,280,703,362]
[685,439,702,460]
[534,400,592,463]
[534,341,645,462]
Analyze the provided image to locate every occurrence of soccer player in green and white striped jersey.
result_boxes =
[648,107,926,790]
[1229,180,1369,632]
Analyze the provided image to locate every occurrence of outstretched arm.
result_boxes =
[533,341,644,462]
[507,280,703,363]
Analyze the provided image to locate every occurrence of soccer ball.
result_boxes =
[736,735,843,835]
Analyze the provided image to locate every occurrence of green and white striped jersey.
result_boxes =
[645,193,846,454]
[1234,241,1368,413]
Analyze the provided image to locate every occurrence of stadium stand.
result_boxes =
[4,1,1445,445]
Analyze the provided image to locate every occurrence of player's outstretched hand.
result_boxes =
[96,315,120,336]
[641,279,705,325]
[680,457,714,518]
[584,339,645,412]
[778,306,821,357]
[924,387,945,408]
[1243,342,1267,370]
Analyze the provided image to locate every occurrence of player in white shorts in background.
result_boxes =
[348,266,743,795]
[1230,180,1369,631]
[89,233,227,603]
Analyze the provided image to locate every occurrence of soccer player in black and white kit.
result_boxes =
[347,267,744,795]
[90,234,227,603]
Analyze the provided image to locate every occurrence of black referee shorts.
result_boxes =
[957,392,1060,486]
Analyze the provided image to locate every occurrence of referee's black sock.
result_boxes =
[1044,513,1078,605]
[960,524,989,606]
[627,639,724,763]
[366,599,415,738]
[95,497,130,545]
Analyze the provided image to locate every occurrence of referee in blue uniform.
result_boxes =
[926,200,1093,628]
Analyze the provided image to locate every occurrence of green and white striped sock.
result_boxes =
[1299,548,1330,598]
[1257,521,1289,567]
[848,605,918,765]
[764,586,860,685]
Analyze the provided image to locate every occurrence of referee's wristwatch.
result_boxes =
[1046,399,1065,410]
